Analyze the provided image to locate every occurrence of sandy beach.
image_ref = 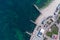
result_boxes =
[35,0,60,25]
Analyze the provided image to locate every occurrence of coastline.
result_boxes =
[35,0,60,25]
[30,0,60,40]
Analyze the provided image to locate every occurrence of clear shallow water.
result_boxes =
[35,0,52,8]
[0,0,50,40]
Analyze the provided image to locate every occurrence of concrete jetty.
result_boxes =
[26,31,32,36]
[34,4,41,13]
[30,20,36,25]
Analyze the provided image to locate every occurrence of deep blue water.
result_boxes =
[0,0,51,40]
[0,0,40,40]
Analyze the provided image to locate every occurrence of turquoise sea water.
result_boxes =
[35,0,52,9]
[0,0,51,40]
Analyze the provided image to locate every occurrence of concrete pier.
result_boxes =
[30,20,36,25]
[26,31,32,36]
[34,4,41,13]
